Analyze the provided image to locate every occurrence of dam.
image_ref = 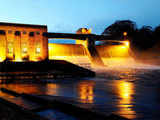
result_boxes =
[0,22,159,120]
[0,22,130,69]
[48,41,130,68]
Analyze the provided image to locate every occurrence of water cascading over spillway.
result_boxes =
[49,43,92,69]
[95,41,160,70]
[96,41,134,68]
[48,41,135,69]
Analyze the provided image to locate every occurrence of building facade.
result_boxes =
[0,22,48,62]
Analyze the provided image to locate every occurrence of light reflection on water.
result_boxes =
[0,83,60,95]
[0,67,160,119]
[77,81,95,103]
[115,80,136,119]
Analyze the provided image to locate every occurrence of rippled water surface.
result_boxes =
[1,65,160,120]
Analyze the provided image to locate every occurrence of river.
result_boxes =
[0,61,160,120]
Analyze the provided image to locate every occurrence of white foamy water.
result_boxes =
[99,57,160,70]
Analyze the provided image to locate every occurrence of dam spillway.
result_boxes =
[48,41,131,68]
[48,43,92,69]
[96,42,131,67]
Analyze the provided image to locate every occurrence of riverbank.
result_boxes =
[0,60,95,80]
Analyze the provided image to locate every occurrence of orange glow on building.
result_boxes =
[0,33,6,61]
[123,32,127,36]
[0,22,48,62]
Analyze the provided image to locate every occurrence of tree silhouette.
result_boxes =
[102,20,158,51]
[132,26,155,50]
[102,20,137,40]
[154,25,160,42]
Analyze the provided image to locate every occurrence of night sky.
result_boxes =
[0,0,160,34]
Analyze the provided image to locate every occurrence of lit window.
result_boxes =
[22,48,27,53]
[7,42,13,53]
[36,48,40,54]
[22,43,27,53]
[8,48,13,54]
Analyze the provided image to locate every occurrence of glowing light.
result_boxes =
[36,48,40,53]
[8,42,13,54]
[15,55,22,62]
[22,48,27,53]
[123,32,127,36]
[124,41,129,47]
[0,35,6,62]
[114,80,136,119]
[88,28,92,34]
[82,28,86,33]
[48,43,87,59]
[46,84,59,95]
[14,58,23,62]
[78,82,94,103]
[80,28,92,34]
[110,45,129,57]
[30,59,39,62]
[121,46,127,49]
[119,81,132,99]
[8,48,13,53]
[0,57,5,62]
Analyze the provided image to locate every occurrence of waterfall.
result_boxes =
[49,41,154,70]
[49,43,92,69]
[96,42,134,68]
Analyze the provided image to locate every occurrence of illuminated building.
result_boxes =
[0,22,48,62]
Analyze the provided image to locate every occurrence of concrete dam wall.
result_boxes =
[49,43,92,68]
[49,42,131,68]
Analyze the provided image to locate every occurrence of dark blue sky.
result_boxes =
[0,0,160,34]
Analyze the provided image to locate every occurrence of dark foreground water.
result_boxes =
[1,66,160,120]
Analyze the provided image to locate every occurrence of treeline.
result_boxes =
[102,20,160,50]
